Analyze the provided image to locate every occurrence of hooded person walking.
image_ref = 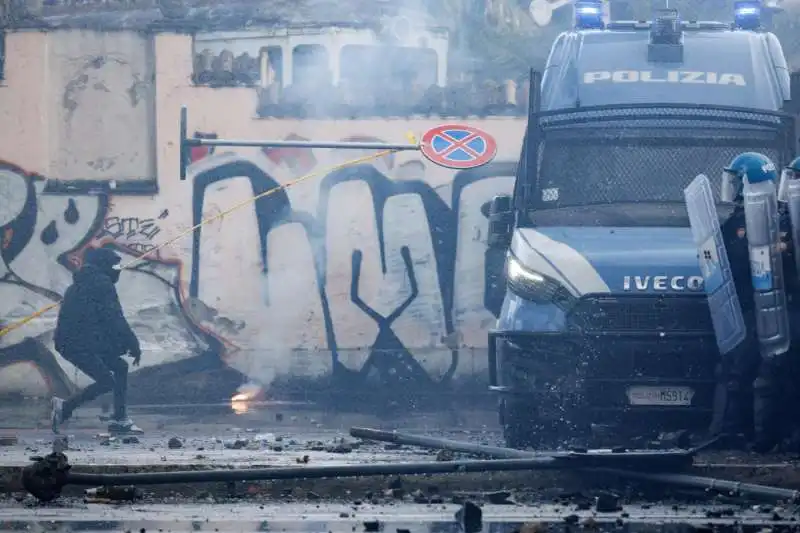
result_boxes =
[51,247,143,435]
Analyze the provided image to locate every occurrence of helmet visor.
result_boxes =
[721,170,740,203]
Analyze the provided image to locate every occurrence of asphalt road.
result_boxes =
[0,401,496,467]
[1,501,799,532]
[3,399,800,524]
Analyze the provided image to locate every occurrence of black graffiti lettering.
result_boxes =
[64,199,79,224]
[190,159,291,299]
[349,246,431,385]
[103,216,162,241]
[189,150,516,389]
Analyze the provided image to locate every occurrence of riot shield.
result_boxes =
[684,174,746,355]
[781,172,800,277]
[742,176,791,358]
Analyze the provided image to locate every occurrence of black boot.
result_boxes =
[752,375,780,453]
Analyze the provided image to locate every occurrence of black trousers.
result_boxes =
[711,308,790,450]
[60,351,128,421]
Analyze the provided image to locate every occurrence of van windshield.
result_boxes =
[527,106,789,210]
[532,139,782,209]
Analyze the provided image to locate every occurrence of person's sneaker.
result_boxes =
[108,418,144,435]
[50,397,64,434]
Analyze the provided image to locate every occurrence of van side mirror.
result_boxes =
[487,195,513,249]
[484,195,513,317]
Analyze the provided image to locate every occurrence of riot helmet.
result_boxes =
[778,156,800,203]
[721,152,779,203]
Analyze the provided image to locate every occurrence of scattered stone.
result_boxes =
[85,486,140,502]
[486,490,513,505]
[296,455,310,464]
[575,500,592,511]
[363,520,381,532]
[325,439,353,454]
[595,492,620,513]
[275,413,284,422]
[121,436,139,444]
[224,439,249,450]
[411,489,428,504]
[455,501,482,533]
[254,433,275,444]
[435,449,454,462]
[52,436,69,453]
[563,515,580,525]
[167,437,183,449]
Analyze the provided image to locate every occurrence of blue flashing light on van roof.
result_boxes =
[734,1,762,30]
[574,0,604,30]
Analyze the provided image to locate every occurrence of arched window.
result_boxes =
[292,44,330,86]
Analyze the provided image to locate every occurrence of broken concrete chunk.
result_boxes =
[167,437,183,449]
[223,439,249,450]
[486,490,513,505]
[455,501,482,533]
[595,492,621,513]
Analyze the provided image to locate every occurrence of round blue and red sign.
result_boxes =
[420,124,498,170]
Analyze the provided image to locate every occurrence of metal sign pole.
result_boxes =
[178,106,499,180]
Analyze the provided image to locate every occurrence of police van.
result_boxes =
[485,1,800,448]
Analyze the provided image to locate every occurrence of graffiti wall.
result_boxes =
[0,120,524,404]
[0,32,527,406]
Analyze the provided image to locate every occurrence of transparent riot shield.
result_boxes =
[781,171,800,277]
[684,174,746,355]
[742,176,791,358]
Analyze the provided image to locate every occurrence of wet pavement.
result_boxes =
[0,402,494,468]
[3,400,800,531]
[1,501,800,532]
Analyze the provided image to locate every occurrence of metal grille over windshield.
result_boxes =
[533,105,793,209]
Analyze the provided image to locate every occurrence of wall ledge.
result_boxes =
[43,178,159,196]
[145,19,200,34]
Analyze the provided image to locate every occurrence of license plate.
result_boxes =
[626,386,694,406]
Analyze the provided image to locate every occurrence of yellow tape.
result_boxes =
[0,148,400,339]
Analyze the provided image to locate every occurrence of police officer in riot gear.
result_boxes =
[714,152,792,452]
[775,156,800,450]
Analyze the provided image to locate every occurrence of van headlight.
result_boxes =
[505,254,576,309]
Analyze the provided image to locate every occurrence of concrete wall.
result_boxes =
[0,30,526,407]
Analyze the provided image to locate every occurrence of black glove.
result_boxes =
[128,344,142,367]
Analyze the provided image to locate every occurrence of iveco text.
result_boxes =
[622,275,705,292]
[583,71,746,85]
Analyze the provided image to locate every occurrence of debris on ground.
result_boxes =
[84,485,141,502]
[595,492,621,513]
[0,435,18,447]
[455,500,483,533]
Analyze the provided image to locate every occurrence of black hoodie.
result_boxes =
[54,248,140,359]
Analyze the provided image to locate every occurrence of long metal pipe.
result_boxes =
[64,456,574,486]
[183,138,420,150]
[349,427,800,503]
[349,427,693,465]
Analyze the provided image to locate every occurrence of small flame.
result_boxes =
[230,383,264,415]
